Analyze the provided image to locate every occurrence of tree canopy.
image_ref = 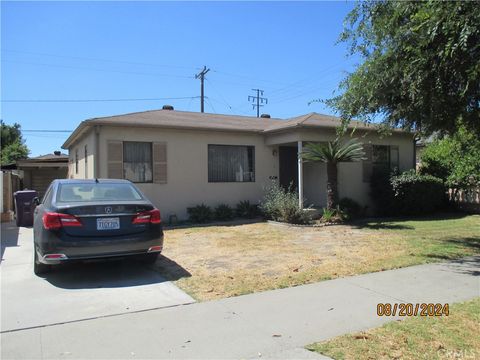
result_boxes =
[1,120,29,165]
[326,1,480,136]
[419,126,480,188]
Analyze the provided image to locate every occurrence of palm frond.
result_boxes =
[301,137,366,163]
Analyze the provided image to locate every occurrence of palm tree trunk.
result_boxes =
[326,161,338,209]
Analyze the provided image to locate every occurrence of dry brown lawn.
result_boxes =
[153,215,479,301]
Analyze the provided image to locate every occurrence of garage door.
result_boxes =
[31,169,67,198]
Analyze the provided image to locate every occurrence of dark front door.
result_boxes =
[279,146,298,191]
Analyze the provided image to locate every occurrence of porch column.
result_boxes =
[297,141,303,209]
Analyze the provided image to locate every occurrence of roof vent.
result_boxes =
[162,105,174,110]
[54,151,61,156]
[260,114,271,118]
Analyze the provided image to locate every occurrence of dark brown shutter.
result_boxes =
[363,144,373,182]
[153,142,167,184]
[107,141,123,179]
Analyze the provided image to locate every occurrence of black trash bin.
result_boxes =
[14,190,38,227]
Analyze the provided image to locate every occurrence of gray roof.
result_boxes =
[29,153,69,161]
[62,109,410,149]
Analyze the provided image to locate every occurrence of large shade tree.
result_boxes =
[301,138,365,209]
[326,1,480,136]
[1,120,29,165]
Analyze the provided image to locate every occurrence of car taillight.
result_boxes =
[132,209,161,224]
[43,212,82,230]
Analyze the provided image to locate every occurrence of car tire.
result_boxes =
[34,248,50,275]
[142,253,159,264]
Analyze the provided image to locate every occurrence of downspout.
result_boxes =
[94,125,100,178]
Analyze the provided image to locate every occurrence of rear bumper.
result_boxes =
[36,227,164,265]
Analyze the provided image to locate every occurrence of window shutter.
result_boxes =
[107,141,123,179]
[362,144,373,182]
[390,145,399,171]
[153,142,167,184]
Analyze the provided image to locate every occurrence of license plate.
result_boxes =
[97,217,120,230]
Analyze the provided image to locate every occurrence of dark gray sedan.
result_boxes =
[32,179,164,275]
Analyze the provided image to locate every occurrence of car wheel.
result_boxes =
[142,253,159,264]
[34,248,50,275]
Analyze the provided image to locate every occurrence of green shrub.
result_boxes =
[321,208,336,222]
[187,204,213,223]
[390,170,446,215]
[214,204,234,221]
[260,182,312,225]
[338,197,363,220]
[235,200,258,219]
[419,126,480,188]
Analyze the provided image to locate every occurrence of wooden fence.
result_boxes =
[448,186,480,213]
[1,171,21,222]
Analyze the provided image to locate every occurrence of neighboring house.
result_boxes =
[62,107,415,219]
[16,152,69,198]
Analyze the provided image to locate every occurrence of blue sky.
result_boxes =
[1,1,358,156]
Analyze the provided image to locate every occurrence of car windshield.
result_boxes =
[56,183,143,202]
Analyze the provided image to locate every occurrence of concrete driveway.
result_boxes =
[0,222,195,332]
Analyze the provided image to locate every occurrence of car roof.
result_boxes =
[54,179,132,185]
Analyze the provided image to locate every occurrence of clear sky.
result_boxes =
[1,1,358,156]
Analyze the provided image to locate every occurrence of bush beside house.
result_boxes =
[370,169,446,216]
[260,182,312,225]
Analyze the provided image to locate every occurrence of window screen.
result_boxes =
[208,145,255,182]
[123,142,153,183]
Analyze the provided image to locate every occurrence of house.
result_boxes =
[62,107,415,219]
[16,152,69,198]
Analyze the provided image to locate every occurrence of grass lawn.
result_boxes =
[306,297,480,360]
[155,214,479,301]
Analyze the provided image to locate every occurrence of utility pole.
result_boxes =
[248,89,268,117]
[195,66,210,113]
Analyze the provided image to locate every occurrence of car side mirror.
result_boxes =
[32,197,40,206]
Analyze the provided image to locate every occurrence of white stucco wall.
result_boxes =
[97,127,279,220]
[67,124,414,220]
[68,129,96,179]
[300,130,415,209]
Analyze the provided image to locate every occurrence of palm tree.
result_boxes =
[301,137,366,209]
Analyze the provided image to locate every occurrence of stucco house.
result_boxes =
[62,107,415,219]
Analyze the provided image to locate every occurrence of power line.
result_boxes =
[212,69,288,86]
[2,96,200,103]
[3,49,198,71]
[248,89,268,118]
[22,130,73,132]
[3,60,194,79]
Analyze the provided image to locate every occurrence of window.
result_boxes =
[57,183,143,203]
[363,144,399,182]
[372,145,399,172]
[123,142,153,183]
[208,145,255,182]
[75,149,79,174]
[84,145,88,178]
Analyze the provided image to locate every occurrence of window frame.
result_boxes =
[122,141,153,184]
[208,144,255,183]
[372,145,399,173]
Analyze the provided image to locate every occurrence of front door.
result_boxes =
[279,146,298,191]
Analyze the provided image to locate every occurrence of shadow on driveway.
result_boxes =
[42,255,191,290]
[1,222,20,263]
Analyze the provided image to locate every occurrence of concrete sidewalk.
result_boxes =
[2,256,479,359]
